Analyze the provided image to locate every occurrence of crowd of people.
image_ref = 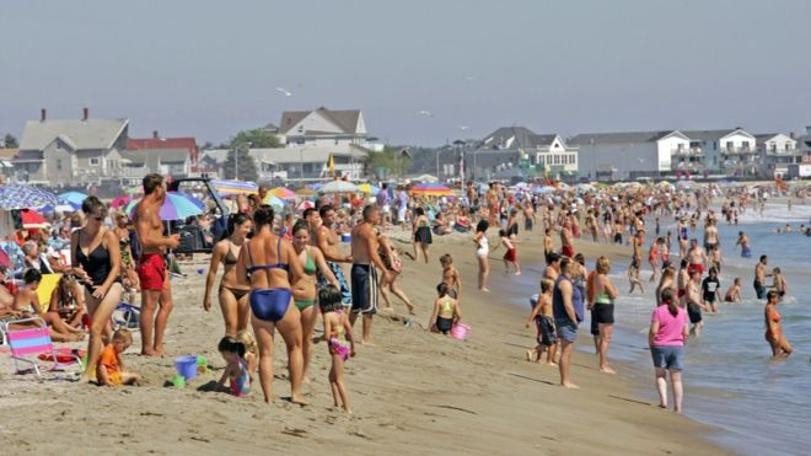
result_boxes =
[0,174,802,416]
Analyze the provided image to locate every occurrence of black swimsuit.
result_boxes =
[76,231,119,293]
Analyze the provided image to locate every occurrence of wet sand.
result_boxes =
[0,226,728,455]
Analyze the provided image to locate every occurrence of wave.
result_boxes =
[735,203,811,224]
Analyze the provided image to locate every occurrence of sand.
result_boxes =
[0,226,729,455]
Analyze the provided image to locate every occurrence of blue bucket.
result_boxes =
[341,233,351,243]
[175,355,198,381]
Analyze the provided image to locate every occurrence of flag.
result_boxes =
[327,153,335,177]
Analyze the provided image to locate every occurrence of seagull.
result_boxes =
[418,110,433,117]
[276,87,292,97]
[459,125,470,131]
[464,75,475,81]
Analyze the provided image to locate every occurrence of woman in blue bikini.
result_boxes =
[237,205,307,405]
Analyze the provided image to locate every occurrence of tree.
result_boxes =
[228,128,282,149]
[365,146,411,180]
[3,133,18,148]
[222,146,258,182]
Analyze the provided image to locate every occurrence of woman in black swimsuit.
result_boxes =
[236,205,307,405]
[203,213,253,337]
[72,196,122,382]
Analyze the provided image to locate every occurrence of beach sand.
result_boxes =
[0,227,729,455]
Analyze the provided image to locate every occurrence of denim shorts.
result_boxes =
[555,319,578,343]
[651,345,684,371]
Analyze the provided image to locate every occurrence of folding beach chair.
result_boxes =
[112,302,140,331]
[1,317,81,376]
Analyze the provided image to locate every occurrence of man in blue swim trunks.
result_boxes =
[349,205,390,344]
[313,205,353,308]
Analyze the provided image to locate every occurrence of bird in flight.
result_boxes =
[418,110,433,117]
[276,87,293,97]
[459,125,470,131]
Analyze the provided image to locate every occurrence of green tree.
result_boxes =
[222,146,258,182]
[3,133,18,148]
[228,128,282,149]
[365,146,411,179]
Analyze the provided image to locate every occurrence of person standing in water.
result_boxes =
[753,255,772,300]
[735,231,751,258]
[764,290,792,358]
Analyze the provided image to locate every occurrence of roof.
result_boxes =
[681,129,752,142]
[481,127,559,149]
[279,107,362,135]
[0,148,18,159]
[568,130,678,146]
[19,118,128,151]
[128,137,197,153]
[121,148,189,165]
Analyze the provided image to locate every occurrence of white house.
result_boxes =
[568,130,689,180]
[756,133,799,178]
[467,127,578,180]
[278,107,368,147]
[682,128,757,176]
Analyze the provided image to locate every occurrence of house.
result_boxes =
[278,107,368,146]
[796,126,811,164]
[462,127,578,181]
[755,133,799,178]
[14,108,129,185]
[568,130,689,180]
[0,148,17,180]
[682,128,757,176]
[125,131,199,180]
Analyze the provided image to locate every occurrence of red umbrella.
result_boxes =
[20,209,49,229]
[0,248,10,269]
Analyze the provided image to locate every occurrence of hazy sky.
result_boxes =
[1,0,810,145]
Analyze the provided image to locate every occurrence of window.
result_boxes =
[726,141,734,151]
[89,158,100,166]
[302,163,313,173]
[56,159,62,171]
[742,141,750,150]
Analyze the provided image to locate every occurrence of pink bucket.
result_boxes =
[450,323,470,341]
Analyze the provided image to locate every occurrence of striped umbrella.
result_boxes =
[269,187,296,200]
[211,179,258,195]
[125,192,204,221]
[410,183,453,197]
[265,195,286,210]
[0,184,64,210]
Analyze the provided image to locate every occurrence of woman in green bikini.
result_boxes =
[291,220,339,381]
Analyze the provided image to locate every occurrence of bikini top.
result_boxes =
[438,296,455,318]
[246,236,289,276]
[302,248,316,276]
[223,241,239,266]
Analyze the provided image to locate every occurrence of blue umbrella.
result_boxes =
[0,184,63,210]
[125,192,204,221]
[58,191,88,208]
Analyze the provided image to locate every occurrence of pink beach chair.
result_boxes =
[1,317,81,377]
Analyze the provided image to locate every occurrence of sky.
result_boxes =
[1,0,810,146]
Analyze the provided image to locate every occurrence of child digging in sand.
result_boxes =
[429,283,462,335]
[320,285,356,413]
[526,279,557,365]
[217,336,251,397]
[97,329,140,386]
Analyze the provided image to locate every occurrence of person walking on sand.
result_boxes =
[764,290,792,358]
[313,205,353,309]
[412,207,432,264]
[648,289,688,414]
[134,174,180,357]
[202,213,253,337]
[236,205,307,405]
[592,256,619,374]
[377,231,414,314]
[473,220,491,292]
[349,205,390,345]
[553,257,584,389]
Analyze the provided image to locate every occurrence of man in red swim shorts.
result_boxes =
[134,174,180,357]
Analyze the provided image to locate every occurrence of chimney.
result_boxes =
[82,107,89,121]
[40,108,47,122]
[153,130,159,139]
[790,132,795,139]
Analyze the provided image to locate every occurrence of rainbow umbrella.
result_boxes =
[269,187,296,200]
[211,179,258,195]
[265,195,286,210]
[125,192,204,221]
[410,183,453,197]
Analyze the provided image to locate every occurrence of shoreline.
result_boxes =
[0,224,730,455]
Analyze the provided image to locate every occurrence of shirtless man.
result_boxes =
[543,228,554,259]
[703,219,719,253]
[560,219,574,258]
[686,239,706,278]
[585,209,599,242]
[134,174,180,356]
[543,251,561,281]
[753,255,772,300]
[349,205,390,344]
[632,229,645,268]
[314,205,352,308]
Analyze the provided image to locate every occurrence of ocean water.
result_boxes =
[515,203,811,455]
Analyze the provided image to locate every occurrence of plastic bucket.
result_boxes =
[175,355,198,381]
[450,323,470,341]
[341,233,351,243]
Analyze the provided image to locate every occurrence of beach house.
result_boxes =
[121,131,199,182]
[568,130,690,180]
[682,128,757,176]
[14,108,129,185]
[755,133,799,178]
[464,126,578,181]
[278,107,368,146]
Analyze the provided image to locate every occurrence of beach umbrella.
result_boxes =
[410,183,453,197]
[265,195,286,210]
[531,186,555,194]
[297,200,315,211]
[176,191,206,210]
[40,203,79,213]
[125,192,204,221]
[357,183,380,195]
[268,187,296,200]
[0,184,64,210]
[110,195,132,209]
[20,209,50,229]
[0,248,10,269]
[211,179,259,195]
[58,191,88,207]
[295,187,316,196]
[412,174,439,183]
[320,181,359,193]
